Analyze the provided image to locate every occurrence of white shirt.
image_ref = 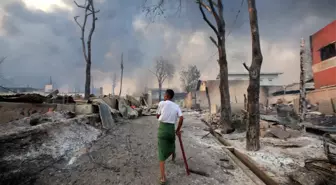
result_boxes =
[157,100,183,124]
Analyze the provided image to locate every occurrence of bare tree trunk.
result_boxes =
[218,4,233,133]
[74,0,99,100]
[119,53,124,97]
[205,86,211,111]
[198,0,233,134]
[244,94,247,110]
[245,0,263,151]
[85,61,91,99]
[299,38,307,122]
[158,81,162,101]
[218,58,233,133]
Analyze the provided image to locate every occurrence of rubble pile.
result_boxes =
[142,107,157,116]
[0,90,75,104]
[100,95,155,119]
[118,98,139,119]
[204,111,246,133]
[288,134,336,185]
[0,111,102,184]
[0,93,47,103]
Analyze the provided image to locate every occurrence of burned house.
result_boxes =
[185,72,282,112]
[267,81,315,105]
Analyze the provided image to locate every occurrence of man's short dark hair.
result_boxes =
[166,89,175,99]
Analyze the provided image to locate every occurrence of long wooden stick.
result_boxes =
[177,133,190,175]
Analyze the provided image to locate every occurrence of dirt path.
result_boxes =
[34,115,255,185]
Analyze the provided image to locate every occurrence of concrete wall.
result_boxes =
[196,91,208,109]
[288,87,336,114]
[306,86,336,115]
[184,91,206,109]
[311,20,336,88]
[268,94,299,105]
[206,80,268,107]
[184,92,192,108]
[193,80,268,110]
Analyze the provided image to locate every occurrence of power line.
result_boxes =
[226,0,245,39]
[204,0,245,63]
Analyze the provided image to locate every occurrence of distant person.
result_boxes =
[156,89,183,185]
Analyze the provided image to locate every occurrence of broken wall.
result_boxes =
[291,86,336,114]
[184,91,206,109]
[196,91,208,109]
[200,80,268,111]
[268,94,299,105]
[184,92,192,108]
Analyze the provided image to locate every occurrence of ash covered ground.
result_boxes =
[32,115,254,185]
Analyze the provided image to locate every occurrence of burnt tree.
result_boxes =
[198,0,233,133]
[74,0,99,99]
[243,0,263,151]
[150,57,175,101]
[180,65,201,93]
[299,38,307,122]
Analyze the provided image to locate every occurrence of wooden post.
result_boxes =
[119,53,124,97]
[299,38,307,122]
[205,85,211,112]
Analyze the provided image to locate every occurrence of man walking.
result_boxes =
[156,89,184,185]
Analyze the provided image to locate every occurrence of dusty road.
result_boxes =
[34,114,255,185]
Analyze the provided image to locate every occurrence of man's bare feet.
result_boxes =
[159,176,166,185]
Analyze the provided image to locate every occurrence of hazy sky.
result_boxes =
[0,0,335,94]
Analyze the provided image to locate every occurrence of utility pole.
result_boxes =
[299,38,307,122]
[119,53,124,97]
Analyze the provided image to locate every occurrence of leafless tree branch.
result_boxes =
[87,0,98,55]
[243,62,250,71]
[74,0,86,9]
[207,0,220,25]
[217,0,224,26]
[198,1,219,36]
[74,16,83,29]
[87,10,100,16]
[199,1,212,12]
[209,36,218,47]
[74,0,99,99]
[148,69,159,79]
[142,0,182,21]
[151,57,175,101]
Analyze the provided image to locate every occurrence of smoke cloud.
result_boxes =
[0,0,334,95]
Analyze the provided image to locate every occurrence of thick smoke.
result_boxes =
[0,0,334,94]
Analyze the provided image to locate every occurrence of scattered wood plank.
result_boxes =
[201,118,278,185]
[232,149,279,185]
[264,127,291,139]
[201,132,211,139]
[200,119,231,146]
[222,147,266,185]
